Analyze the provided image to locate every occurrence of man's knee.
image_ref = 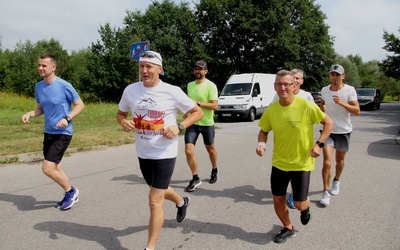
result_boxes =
[185,144,195,156]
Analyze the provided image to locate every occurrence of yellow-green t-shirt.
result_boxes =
[258,97,325,171]
[187,79,218,126]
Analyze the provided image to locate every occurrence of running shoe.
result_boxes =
[209,169,218,184]
[274,227,296,244]
[286,194,295,209]
[60,187,79,210]
[186,179,202,192]
[320,190,330,206]
[176,197,190,222]
[330,180,340,195]
[300,207,312,225]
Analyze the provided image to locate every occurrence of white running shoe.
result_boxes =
[320,190,330,206]
[330,180,340,195]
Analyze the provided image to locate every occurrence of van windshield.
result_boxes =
[356,89,375,96]
[220,83,252,96]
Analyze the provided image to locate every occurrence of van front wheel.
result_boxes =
[248,109,256,122]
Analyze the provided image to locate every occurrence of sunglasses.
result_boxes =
[140,51,161,62]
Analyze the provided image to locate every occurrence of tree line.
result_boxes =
[0,0,399,103]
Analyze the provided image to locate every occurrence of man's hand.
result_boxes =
[162,125,179,139]
[256,144,266,157]
[309,145,321,158]
[120,119,135,132]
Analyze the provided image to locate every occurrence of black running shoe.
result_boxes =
[274,227,296,244]
[176,197,190,222]
[300,207,312,225]
[186,179,202,192]
[209,169,218,184]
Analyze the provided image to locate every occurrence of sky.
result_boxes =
[0,0,399,62]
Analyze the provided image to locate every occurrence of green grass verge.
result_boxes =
[0,92,133,157]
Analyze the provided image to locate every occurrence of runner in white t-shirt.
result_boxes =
[319,64,360,206]
[117,51,203,250]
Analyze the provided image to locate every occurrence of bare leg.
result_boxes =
[322,146,334,190]
[185,143,198,175]
[273,195,291,227]
[146,187,167,250]
[294,197,310,212]
[334,150,347,179]
[42,160,71,191]
[205,144,218,169]
[164,186,183,204]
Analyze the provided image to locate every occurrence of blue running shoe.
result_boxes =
[55,196,79,208]
[60,187,79,210]
[286,194,295,209]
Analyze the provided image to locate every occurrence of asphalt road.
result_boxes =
[1,103,399,250]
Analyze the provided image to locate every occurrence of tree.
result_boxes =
[380,29,400,80]
[334,54,361,88]
[64,48,94,100]
[0,49,11,91]
[123,0,202,90]
[195,0,335,91]
[87,23,134,102]
[5,39,68,97]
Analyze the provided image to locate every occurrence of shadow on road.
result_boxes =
[0,193,56,211]
[34,221,146,250]
[367,139,400,160]
[169,183,273,205]
[163,219,283,246]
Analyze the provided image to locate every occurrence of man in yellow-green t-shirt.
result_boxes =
[256,70,333,244]
[184,61,219,192]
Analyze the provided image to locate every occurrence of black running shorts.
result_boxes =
[270,166,310,202]
[184,124,215,145]
[43,133,72,164]
[138,157,176,190]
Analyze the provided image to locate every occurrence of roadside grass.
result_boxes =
[0,92,133,158]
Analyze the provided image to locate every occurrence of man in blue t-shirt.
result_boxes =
[22,54,84,210]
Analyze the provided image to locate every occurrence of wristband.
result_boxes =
[64,116,72,124]
[258,142,266,147]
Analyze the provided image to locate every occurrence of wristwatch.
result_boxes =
[178,123,185,132]
[316,140,325,148]
[64,116,72,124]
[197,101,201,106]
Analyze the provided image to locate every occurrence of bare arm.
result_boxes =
[55,98,85,128]
[256,129,269,157]
[117,110,135,132]
[22,103,43,123]
[333,96,360,116]
[319,115,333,141]
[199,99,218,111]
[163,104,203,139]
[68,98,85,119]
[341,100,360,116]
[309,114,334,158]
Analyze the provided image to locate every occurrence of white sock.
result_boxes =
[177,198,185,207]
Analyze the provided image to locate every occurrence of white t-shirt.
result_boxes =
[297,89,314,102]
[320,84,358,134]
[272,89,314,103]
[118,80,195,159]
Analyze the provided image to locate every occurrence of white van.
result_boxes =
[215,73,276,122]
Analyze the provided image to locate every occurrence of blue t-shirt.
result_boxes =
[35,77,80,135]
